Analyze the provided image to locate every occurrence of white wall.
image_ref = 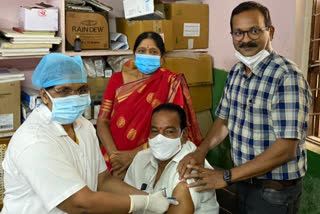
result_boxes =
[203,0,309,73]
[294,0,313,77]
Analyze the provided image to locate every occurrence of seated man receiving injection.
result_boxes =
[124,103,219,214]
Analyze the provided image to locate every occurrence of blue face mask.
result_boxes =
[45,91,91,124]
[134,54,161,74]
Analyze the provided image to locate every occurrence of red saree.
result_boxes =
[99,61,202,170]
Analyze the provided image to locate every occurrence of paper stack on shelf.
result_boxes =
[65,0,94,12]
[65,4,94,12]
[0,28,62,56]
[0,39,52,49]
[84,0,112,12]
[66,0,112,12]
[0,48,51,57]
[0,68,25,83]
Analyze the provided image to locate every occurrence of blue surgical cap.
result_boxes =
[32,53,87,89]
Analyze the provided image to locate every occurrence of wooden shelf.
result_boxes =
[0,132,14,138]
[0,50,133,59]
[64,50,133,57]
[0,55,45,60]
[0,49,207,59]
[168,49,208,53]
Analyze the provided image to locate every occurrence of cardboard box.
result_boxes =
[163,54,213,86]
[196,110,213,137]
[87,76,211,112]
[189,84,212,112]
[0,81,21,135]
[65,11,109,50]
[19,6,58,31]
[87,77,110,102]
[164,3,209,49]
[116,18,174,51]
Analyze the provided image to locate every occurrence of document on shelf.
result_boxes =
[84,0,112,12]
[0,48,49,53]
[0,28,55,38]
[110,32,129,50]
[0,39,52,49]
[0,68,25,83]
[0,51,49,57]
[10,37,62,44]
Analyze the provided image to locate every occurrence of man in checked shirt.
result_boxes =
[176,1,312,214]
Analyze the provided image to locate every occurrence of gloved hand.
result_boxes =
[129,191,179,214]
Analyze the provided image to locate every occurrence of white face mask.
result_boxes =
[235,49,270,71]
[148,133,182,161]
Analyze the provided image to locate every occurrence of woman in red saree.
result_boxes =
[97,32,202,179]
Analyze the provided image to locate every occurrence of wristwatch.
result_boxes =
[223,169,233,185]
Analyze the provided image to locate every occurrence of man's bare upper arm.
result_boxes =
[166,181,194,214]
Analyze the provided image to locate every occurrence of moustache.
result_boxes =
[239,42,258,48]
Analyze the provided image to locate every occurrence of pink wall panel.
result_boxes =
[0,0,300,73]
[203,0,297,71]
[0,0,56,29]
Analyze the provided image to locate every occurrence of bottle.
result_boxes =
[74,35,81,52]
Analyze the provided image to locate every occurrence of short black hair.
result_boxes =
[133,32,166,56]
[230,1,272,31]
[152,103,187,130]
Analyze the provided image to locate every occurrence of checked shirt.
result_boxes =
[216,51,312,180]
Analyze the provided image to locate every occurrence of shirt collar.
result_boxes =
[172,141,196,163]
[254,50,275,77]
[239,49,275,78]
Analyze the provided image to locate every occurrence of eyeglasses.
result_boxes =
[49,86,90,97]
[231,27,269,41]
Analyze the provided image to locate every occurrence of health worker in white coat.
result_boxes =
[1,53,176,214]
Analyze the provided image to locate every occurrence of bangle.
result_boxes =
[109,153,117,160]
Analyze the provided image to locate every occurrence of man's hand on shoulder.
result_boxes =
[184,166,228,191]
[176,147,207,180]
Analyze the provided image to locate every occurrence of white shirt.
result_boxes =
[1,104,107,214]
[124,141,219,214]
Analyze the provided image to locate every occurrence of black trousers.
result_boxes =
[236,179,302,214]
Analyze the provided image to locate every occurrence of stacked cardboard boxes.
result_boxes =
[163,54,213,112]
[116,19,174,51]
[118,1,211,113]
[118,2,209,50]
[164,3,209,49]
